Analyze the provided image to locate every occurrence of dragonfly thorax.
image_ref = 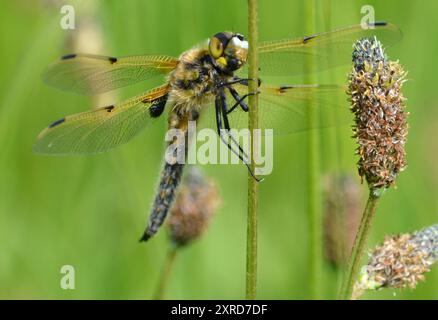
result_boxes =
[168,47,233,112]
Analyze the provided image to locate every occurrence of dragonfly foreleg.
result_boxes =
[217,90,248,159]
[227,87,258,114]
[218,77,261,88]
[215,90,261,182]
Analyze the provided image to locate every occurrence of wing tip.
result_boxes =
[32,140,50,155]
[364,21,403,46]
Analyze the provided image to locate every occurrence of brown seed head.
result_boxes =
[323,174,362,266]
[353,224,438,298]
[348,37,408,189]
[167,167,221,247]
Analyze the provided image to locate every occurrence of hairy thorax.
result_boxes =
[168,48,231,119]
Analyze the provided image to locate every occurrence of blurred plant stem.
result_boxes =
[305,0,323,299]
[320,0,347,293]
[340,190,381,299]
[154,246,178,300]
[246,0,259,300]
[319,0,343,173]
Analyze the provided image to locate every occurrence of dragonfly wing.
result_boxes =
[216,83,349,134]
[34,85,169,154]
[238,22,401,77]
[43,54,178,95]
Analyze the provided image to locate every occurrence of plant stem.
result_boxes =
[246,0,259,300]
[305,0,322,299]
[154,246,178,300]
[320,0,347,295]
[340,189,381,299]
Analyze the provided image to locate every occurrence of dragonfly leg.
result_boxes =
[218,77,246,87]
[217,90,248,159]
[222,78,260,114]
[215,97,246,164]
[218,77,261,88]
[215,90,261,182]
[227,87,260,114]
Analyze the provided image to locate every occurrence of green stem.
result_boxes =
[246,0,259,300]
[305,0,322,300]
[321,0,346,294]
[340,189,381,299]
[154,246,178,300]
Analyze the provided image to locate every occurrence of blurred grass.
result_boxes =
[0,0,436,299]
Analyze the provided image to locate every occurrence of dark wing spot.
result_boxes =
[370,21,387,27]
[48,118,65,128]
[61,54,77,60]
[103,105,115,112]
[108,57,117,64]
[278,85,293,94]
[303,35,317,44]
[148,95,168,118]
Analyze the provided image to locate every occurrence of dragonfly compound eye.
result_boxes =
[209,36,224,59]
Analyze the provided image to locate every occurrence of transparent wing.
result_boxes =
[43,53,178,95]
[34,85,169,154]
[238,22,402,77]
[198,83,349,135]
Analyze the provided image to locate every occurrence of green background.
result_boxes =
[0,0,436,299]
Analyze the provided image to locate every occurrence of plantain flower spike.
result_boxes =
[167,167,221,247]
[348,37,408,190]
[353,224,438,299]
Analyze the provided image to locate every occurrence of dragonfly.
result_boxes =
[34,22,402,241]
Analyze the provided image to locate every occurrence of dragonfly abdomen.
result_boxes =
[140,162,184,241]
[140,108,197,241]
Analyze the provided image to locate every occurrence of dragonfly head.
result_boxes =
[209,32,248,73]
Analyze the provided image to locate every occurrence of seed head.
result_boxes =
[167,167,220,247]
[353,224,438,298]
[348,37,408,189]
[323,174,362,266]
